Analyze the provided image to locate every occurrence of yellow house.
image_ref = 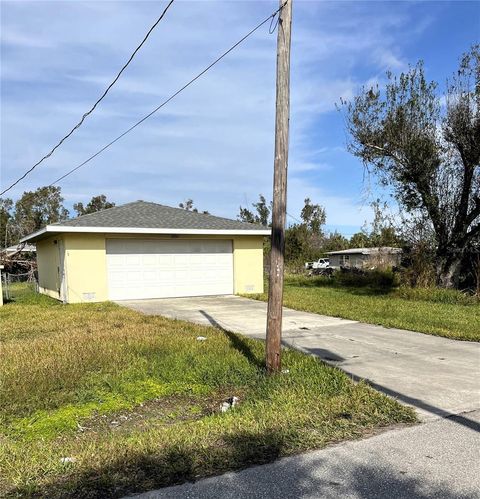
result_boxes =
[21,201,270,304]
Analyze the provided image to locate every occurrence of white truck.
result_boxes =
[304,258,330,270]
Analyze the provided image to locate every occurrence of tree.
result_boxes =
[365,200,402,248]
[12,186,69,240]
[0,198,13,248]
[238,195,272,226]
[74,195,115,217]
[300,198,326,234]
[178,199,209,214]
[285,223,310,262]
[238,196,329,264]
[341,45,480,287]
[252,195,271,226]
[323,231,349,252]
[238,207,257,224]
[349,231,370,248]
[284,198,327,264]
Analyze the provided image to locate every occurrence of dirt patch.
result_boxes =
[74,391,246,437]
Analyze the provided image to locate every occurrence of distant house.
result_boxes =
[326,247,402,270]
[4,243,36,256]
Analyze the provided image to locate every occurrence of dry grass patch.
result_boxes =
[1,284,415,498]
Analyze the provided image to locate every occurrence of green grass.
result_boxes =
[250,275,479,341]
[0,284,415,498]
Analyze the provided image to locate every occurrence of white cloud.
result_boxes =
[287,176,373,228]
[1,29,54,49]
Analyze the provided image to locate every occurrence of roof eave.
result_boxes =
[20,227,49,243]
[326,252,364,256]
[21,225,271,242]
[326,248,402,255]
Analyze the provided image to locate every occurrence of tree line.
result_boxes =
[238,195,401,258]
[0,189,114,248]
[0,185,398,261]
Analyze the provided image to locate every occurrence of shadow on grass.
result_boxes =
[287,278,395,297]
[9,430,285,499]
[9,426,477,499]
[199,310,264,370]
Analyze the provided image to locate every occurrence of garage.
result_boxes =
[106,238,233,300]
[22,201,270,303]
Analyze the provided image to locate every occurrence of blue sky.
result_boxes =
[1,0,479,235]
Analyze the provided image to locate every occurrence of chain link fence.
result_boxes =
[2,272,38,302]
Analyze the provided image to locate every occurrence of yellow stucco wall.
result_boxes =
[36,236,62,300]
[63,234,108,303]
[37,232,265,302]
[232,236,264,294]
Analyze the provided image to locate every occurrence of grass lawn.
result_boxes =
[0,284,415,498]
[250,275,479,342]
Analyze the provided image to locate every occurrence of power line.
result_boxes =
[287,211,302,224]
[1,0,175,196]
[3,1,288,200]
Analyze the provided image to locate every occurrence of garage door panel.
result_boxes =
[141,254,157,265]
[173,254,189,265]
[124,255,140,265]
[106,239,233,300]
[143,271,159,282]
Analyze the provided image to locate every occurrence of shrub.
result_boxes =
[335,268,399,288]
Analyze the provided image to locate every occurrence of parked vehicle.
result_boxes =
[305,258,330,270]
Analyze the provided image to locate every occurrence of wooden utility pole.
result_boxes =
[266,0,292,373]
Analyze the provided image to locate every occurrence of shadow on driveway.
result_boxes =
[200,309,479,433]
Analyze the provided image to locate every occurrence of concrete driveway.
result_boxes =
[120,295,480,422]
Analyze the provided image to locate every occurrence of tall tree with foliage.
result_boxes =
[349,231,370,248]
[341,45,479,287]
[0,198,14,248]
[357,200,402,248]
[11,186,69,240]
[284,224,310,262]
[300,198,326,234]
[323,231,349,252]
[74,195,115,217]
[238,195,272,226]
[284,199,327,263]
[239,196,327,264]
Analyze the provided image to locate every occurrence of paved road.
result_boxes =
[121,295,480,421]
[130,409,480,499]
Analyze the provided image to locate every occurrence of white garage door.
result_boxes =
[106,239,233,300]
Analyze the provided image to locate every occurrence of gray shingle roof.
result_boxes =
[53,201,267,231]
